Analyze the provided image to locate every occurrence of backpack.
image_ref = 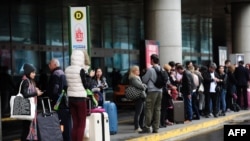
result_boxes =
[153,67,167,88]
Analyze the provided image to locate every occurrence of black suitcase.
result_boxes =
[37,97,63,141]
[173,100,185,123]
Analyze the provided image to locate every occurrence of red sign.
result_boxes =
[74,25,84,43]
[145,40,159,68]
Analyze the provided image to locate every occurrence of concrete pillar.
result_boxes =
[231,2,250,63]
[144,0,182,64]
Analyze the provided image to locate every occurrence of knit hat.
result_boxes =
[23,63,36,75]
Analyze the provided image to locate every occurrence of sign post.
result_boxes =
[69,6,89,53]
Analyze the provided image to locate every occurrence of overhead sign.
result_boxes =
[69,7,88,50]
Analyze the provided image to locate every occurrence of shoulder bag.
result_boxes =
[10,80,36,120]
[125,86,141,100]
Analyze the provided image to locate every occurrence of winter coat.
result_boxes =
[65,50,87,98]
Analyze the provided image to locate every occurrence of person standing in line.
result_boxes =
[234,60,249,110]
[65,49,94,141]
[224,59,232,112]
[226,65,238,111]
[140,54,168,133]
[46,58,71,141]
[188,65,201,120]
[161,64,174,126]
[202,62,221,118]
[128,65,147,132]
[20,63,43,141]
[217,65,228,116]
[224,59,231,74]
[175,65,194,122]
[197,65,206,116]
[92,67,109,106]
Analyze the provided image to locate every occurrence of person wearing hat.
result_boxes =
[20,63,43,141]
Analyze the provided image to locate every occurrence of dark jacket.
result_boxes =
[180,70,193,95]
[46,67,67,108]
[234,65,249,86]
[227,71,237,94]
[20,79,37,98]
[202,70,220,94]
[217,73,228,90]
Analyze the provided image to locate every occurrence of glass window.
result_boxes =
[0,49,11,73]
[0,4,10,42]
[13,50,39,75]
[182,13,213,65]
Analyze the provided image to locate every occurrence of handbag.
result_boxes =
[10,80,36,120]
[198,83,204,93]
[54,90,68,110]
[125,86,141,100]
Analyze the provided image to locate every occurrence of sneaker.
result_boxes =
[184,120,192,123]
[166,120,174,126]
[135,128,142,132]
[159,124,166,128]
[152,130,158,133]
[227,108,231,112]
[205,114,210,118]
[139,128,151,134]
[166,121,174,126]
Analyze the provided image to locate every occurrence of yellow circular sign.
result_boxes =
[74,11,84,20]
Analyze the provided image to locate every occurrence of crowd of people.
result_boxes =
[8,49,108,141]
[2,51,250,140]
[127,54,250,134]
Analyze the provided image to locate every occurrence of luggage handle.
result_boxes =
[86,97,92,116]
[39,97,53,116]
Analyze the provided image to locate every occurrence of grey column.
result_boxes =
[231,2,250,63]
[144,0,182,64]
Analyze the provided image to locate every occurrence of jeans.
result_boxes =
[183,93,193,120]
[218,89,226,112]
[192,91,200,119]
[134,98,145,129]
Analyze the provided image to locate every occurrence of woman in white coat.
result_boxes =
[65,49,94,141]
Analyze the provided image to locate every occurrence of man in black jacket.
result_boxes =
[46,58,71,141]
[202,62,221,118]
[234,60,249,110]
[176,65,194,122]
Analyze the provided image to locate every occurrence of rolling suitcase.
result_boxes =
[84,112,110,141]
[84,98,110,141]
[37,97,63,141]
[103,101,118,135]
[173,100,185,123]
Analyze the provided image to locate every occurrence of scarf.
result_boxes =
[26,96,38,140]
[22,76,38,140]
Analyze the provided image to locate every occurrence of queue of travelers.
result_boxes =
[135,55,250,134]
[3,51,250,140]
